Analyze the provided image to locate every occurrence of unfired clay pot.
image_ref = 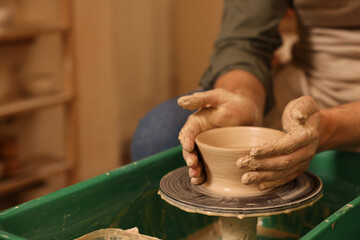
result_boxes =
[195,126,284,196]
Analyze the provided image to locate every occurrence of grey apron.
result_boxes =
[271,0,360,115]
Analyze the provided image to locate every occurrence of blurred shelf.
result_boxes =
[0,92,73,117]
[0,0,77,202]
[0,22,68,44]
[0,156,70,196]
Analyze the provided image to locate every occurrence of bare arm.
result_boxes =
[318,101,360,152]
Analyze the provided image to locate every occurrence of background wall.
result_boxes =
[113,0,173,147]
[73,0,175,176]
[73,0,120,180]
[106,0,223,163]
[15,0,220,182]
[0,0,296,210]
[5,0,297,209]
[173,0,223,95]
[62,0,295,173]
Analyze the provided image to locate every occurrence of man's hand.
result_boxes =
[237,96,320,190]
[178,88,262,184]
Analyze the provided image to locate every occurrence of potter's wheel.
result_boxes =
[159,167,322,217]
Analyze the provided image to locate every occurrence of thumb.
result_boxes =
[291,96,319,123]
[282,96,319,132]
[177,90,221,111]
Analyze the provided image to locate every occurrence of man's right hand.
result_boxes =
[178,88,262,184]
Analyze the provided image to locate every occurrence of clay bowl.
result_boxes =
[195,126,284,196]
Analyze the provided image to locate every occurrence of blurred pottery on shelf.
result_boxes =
[0,161,4,179]
[18,73,56,97]
[0,135,21,178]
[0,67,12,103]
[0,0,16,30]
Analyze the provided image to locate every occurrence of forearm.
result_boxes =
[199,0,288,106]
[318,101,360,152]
[215,69,266,124]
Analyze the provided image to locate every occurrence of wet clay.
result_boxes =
[75,228,160,240]
[195,127,284,196]
[184,219,303,240]
[221,217,257,240]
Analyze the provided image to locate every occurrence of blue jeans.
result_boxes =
[131,90,201,161]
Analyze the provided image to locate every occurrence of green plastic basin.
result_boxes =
[0,146,359,239]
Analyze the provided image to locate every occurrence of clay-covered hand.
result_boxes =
[237,96,320,190]
[178,88,262,184]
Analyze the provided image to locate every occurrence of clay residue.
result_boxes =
[75,228,160,240]
[184,218,302,240]
[184,221,222,240]
[221,217,257,240]
[257,225,301,239]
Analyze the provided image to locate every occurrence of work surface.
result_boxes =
[0,146,359,240]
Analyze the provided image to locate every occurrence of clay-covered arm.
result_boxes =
[318,101,360,152]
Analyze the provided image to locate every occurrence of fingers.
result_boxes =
[182,149,198,167]
[249,127,315,158]
[235,96,320,191]
[179,114,210,152]
[177,90,220,151]
[189,161,206,185]
[177,90,221,111]
[238,143,315,170]
[258,167,307,191]
[182,149,206,185]
[191,174,205,185]
[178,115,201,152]
[237,139,315,190]
[189,164,202,177]
[241,160,310,185]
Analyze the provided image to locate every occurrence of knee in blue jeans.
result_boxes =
[131,90,203,161]
[131,96,191,161]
